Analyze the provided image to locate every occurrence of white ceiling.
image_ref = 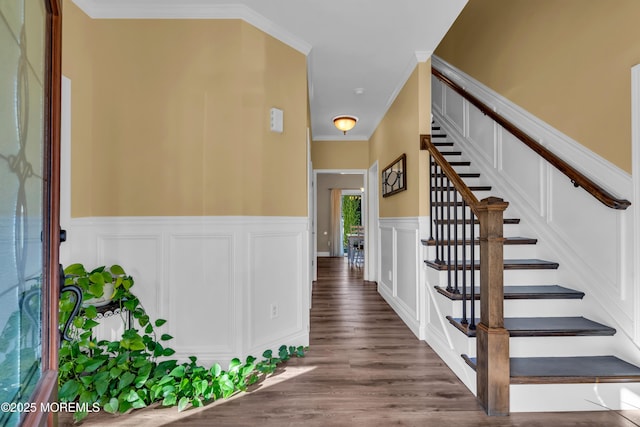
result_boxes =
[73,0,468,141]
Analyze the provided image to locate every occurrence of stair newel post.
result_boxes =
[475,196,510,416]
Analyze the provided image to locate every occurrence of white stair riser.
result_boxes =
[510,383,640,412]
[431,268,561,287]
[509,335,617,357]
[426,242,538,261]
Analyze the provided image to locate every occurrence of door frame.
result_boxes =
[21,1,62,425]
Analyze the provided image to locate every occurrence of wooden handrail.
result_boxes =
[423,134,480,215]
[432,67,631,210]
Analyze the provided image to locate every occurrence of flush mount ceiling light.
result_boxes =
[332,115,358,135]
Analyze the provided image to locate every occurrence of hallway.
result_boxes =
[70,257,640,426]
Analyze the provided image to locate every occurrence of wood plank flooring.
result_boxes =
[63,257,640,426]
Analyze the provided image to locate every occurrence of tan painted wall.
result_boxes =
[435,0,640,174]
[62,2,308,217]
[61,0,95,217]
[311,140,369,170]
[369,62,431,218]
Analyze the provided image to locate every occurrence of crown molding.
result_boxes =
[71,0,312,55]
[415,50,432,63]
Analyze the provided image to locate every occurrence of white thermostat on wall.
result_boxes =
[270,108,284,133]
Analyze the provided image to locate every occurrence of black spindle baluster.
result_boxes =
[461,199,468,325]
[438,166,445,264]
[431,165,442,264]
[446,177,452,292]
[429,154,434,241]
[469,205,476,330]
[453,189,459,294]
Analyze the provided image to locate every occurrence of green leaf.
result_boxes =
[79,375,94,387]
[88,282,104,298]
[144,324,153,334]
[59,379,80,401]
[110,264,125,275]
[228,358,241,373]
[124,299,137,311]
[155,319,167,327]
[262,349,273,359]
[64,263,86,276]
[139,315,149,327]
[194,379,208,396]
[84,305,98,319]
[211,363,222,377]
[169,365,185,378]
[177,396,190,412]
[162,393,177,407]
[103,397,119,414]
[160,334,173,341]
[131,399,146,409]
[118,371,136,391]
[83,319,100,330]
[157,375,173,386]
[110,367,123,378]
[162,347,176,357]
[84,359,105,373]
[124,389,139,402]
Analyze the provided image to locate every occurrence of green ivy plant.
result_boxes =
[59,264,306,422]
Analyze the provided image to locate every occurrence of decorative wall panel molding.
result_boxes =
[61,216,310,366]
[378,217,428,339]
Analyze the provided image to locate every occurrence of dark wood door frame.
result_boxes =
[21,1,62,425]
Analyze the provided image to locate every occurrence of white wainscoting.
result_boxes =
[61,216,310,367]
[377,217,429,339]
[431,56,637,344]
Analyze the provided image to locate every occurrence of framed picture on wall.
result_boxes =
[382,153,406,197]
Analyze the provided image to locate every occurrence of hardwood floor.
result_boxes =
[65,257,640,426]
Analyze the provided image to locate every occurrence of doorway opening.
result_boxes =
[313,170,369,277]
[341,191,364,267]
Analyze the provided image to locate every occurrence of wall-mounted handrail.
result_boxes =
[432,67,631,210]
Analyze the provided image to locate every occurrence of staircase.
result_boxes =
[423,122,640,412]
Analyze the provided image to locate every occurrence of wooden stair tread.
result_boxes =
[440,151,462,156]
[432,218,520,225]
[446,316,616,337]
[448,161,471,166]
[426,258,559,271]
[432,142,454,147]
[434,285,585,300]
[433,185,491,191]
[462,356,640,384]
[431,172,480,178]
[422,236,537,246]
